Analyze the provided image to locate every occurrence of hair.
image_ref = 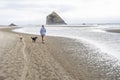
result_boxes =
[42,25,44,27]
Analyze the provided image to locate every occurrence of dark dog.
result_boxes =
[31,37,38,42]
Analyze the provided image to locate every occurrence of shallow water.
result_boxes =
[42,34,120,80]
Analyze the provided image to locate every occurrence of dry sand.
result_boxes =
[0,27,120,80]
[0,27,75,80]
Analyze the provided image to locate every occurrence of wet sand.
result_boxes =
[0,27,120,80]
[106,29,120,33]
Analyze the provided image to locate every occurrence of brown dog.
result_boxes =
[19,35,23,42]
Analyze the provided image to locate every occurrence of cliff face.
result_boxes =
[46,12,67,25]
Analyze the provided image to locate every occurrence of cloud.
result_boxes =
[0,0,74,14]
[0,0,120,25]
[0,0,75,24]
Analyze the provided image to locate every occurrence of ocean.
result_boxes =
[13,24,120,60]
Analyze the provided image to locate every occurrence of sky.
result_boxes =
[0,0,120,25]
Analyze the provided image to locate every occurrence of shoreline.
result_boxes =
[0,27,120,80]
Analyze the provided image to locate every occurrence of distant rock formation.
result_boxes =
[9,23,16,26]
[46,11,67,25]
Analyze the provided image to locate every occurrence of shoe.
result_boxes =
[42,40,45,44]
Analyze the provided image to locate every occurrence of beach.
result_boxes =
[0,27,120,80]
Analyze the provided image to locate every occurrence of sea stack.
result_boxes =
[9,23,16,26]
[46,11,67,25]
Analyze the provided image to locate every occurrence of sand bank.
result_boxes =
[0,27,120,80]
[106,29,120,33]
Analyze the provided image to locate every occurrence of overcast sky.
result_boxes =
[0,0,120,25]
